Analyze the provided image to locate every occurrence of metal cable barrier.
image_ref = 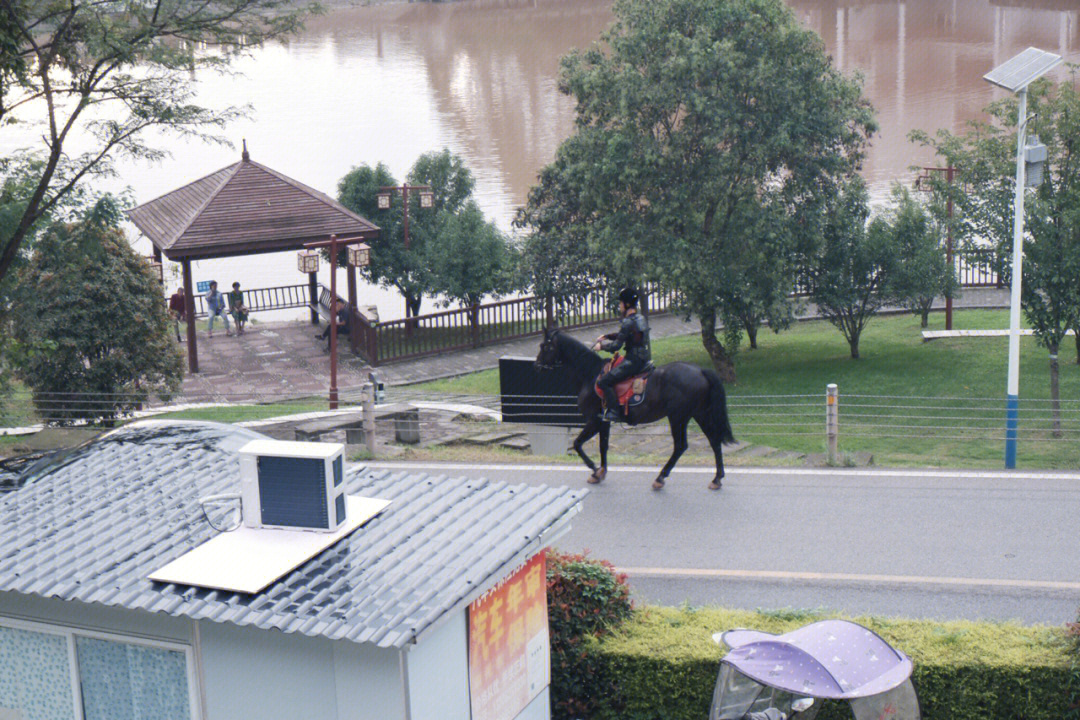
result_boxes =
[4,388,1075,468]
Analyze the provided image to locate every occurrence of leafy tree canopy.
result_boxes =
[807,178,895,360]
[11,196,183,422]
[0,0,315,284]
[519,0,876,379]
[882,185,957,328]
[426,200,516,309]
[339,150,516,317]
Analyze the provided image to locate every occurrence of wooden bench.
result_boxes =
[309,287,338,325]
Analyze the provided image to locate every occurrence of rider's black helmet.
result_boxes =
[618,287,639,308]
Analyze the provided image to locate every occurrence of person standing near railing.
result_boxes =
[229,281,249,335]
[168,286,186,343]
[205,280,232,338]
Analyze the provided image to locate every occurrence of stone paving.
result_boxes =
[179,319,375,401]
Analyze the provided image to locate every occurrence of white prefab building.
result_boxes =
[0,421,584,720]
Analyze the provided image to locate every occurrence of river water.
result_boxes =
[6,0,1080,320]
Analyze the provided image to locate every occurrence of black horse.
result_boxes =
[536,327,735,490]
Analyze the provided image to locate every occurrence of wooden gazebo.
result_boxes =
[127,145,380,373]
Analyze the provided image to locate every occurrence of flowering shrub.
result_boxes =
[547,550,633,720]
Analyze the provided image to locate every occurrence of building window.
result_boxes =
[76,637,191,720]
[0,618,197,720]
[0,625,76,720]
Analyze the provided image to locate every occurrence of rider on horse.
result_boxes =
[593,287,651,423]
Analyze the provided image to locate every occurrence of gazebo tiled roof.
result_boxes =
[127,150,379,260]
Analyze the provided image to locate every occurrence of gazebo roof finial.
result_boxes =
[242,139,249,162]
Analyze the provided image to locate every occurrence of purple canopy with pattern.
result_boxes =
[719,620,913,700]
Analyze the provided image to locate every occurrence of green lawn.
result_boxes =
[414,309,1080,468]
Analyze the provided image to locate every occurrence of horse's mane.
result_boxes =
[554,331,605,384]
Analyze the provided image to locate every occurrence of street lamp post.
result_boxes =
[983,47,1062,469]
[303,235,372,410]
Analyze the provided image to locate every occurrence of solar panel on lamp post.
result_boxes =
[983,47,1062,469]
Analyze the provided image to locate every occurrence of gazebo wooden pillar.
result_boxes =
[309,271,319,325]
[126,147,380,374]
[181,259,198,373]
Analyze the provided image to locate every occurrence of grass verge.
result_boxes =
[412,310,1080,469]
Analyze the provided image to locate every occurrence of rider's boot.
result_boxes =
[600,408,620,423]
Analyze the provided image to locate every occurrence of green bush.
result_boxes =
[546,551,633,720]
[580,606,1077,720]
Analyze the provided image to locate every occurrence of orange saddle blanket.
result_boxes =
[594,355,652,411]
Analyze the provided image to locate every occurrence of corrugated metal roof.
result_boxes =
[0,421,584,648]
[126,156,380,260]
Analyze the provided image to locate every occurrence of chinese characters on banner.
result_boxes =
[468,551,549,720]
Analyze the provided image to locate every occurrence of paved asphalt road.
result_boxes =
[365,461,1080,625]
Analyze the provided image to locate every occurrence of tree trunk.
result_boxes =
[920,301,931,329]
[1074,330,1079,365]
[744,318,758,349]
[1050,345,1062,438]
[699,310,736,383]
[848,329,861,359]
[404,294,422,334]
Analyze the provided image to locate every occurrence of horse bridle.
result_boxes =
[536,331,562,370]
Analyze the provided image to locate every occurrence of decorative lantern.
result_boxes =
[297,250,320,274]
[419,191,434,209]
[377,193,391,210]
[347,243,371,268]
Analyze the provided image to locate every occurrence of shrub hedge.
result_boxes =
[546,551,633,720]
[582,606,1079,720]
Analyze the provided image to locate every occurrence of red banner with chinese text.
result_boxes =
[468,551,549,720]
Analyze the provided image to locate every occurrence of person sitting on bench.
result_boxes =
[316,300,350,349]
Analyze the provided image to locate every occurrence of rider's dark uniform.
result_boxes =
[597,311,650,419]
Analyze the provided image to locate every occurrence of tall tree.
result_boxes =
[520,0,875,380]
[914,77,1080,429]
[11,197,183,423]
[516,134,607,313]
[885,186,958,329]
[337,162,433,320]
[426,200,516,311]
[807,178,895,360]
[0,0,313,285]
[337,150,507,320]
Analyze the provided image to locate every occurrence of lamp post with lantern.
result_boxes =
[376,184,434,250]
[299,235,371,410]
[376,184,433,329]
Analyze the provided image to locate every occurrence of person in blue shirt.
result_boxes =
[205,280,232,338]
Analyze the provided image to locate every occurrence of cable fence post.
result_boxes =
[826,383,839,465]
[362,382,376,456]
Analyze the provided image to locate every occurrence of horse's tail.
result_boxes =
[702,369,735,445]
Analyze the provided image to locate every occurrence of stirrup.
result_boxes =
[600,409,621,423]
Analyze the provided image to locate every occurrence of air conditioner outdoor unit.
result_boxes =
[238,439,347,533]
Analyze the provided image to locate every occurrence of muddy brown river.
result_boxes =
[4,0,1077,318]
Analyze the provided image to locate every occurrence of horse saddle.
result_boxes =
[595,354,653,412]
